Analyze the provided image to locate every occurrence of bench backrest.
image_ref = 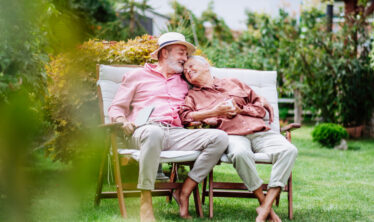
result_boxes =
[97,64,280,132]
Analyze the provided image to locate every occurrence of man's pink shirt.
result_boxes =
[108,63,189,127]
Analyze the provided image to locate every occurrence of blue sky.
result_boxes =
[145,0,304,30]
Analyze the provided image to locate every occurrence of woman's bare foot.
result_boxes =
[172,188,181,206]
[269,209,281,222]
[256,206,271,222]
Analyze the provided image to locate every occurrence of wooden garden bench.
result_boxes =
[94,64,299,219]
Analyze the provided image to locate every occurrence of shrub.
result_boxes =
[45,35,158,162]
[312,123,348,148]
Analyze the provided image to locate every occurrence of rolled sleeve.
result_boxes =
[241,104,267,118]
[179,95,196,125]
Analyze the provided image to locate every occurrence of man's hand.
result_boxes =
[259,97,274,124]
[115,117,136,136]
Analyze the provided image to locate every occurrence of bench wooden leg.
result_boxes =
[95,135,111,207]
[288,173,293,220]
[111,133,127,219]
[166,163,177,203]
[208,170,214,218]
[275,193,280,207]
[202,177,207,205]
[94,150,107,206]
[193,184,204,217]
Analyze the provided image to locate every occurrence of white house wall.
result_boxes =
[143,10,169,36]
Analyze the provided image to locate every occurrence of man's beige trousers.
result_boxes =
[132,124,228,190]
[227,130,298,191]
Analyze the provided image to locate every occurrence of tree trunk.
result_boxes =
[294,89,302,124]
[344,0,358,16]
[344,0,358,55]
[327,4,333,32]
[365,111,374,138]
[129,2,135,34]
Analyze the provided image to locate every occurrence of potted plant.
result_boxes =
[338,55,374,138]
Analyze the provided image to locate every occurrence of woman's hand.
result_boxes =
[212,101,237,118]
[232,101,243,115]
[188,99,242,121]
[226,101,243,118]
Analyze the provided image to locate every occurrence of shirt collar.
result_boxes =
[144,63,182,79]
[193,77,220,91]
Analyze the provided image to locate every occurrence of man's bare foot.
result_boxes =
[269,209,281,222]
[256,206,271,222]
[172,188,181,206]
[179,191,191,219]
[140,191,156,222]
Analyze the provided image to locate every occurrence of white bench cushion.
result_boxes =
[118,149,201,163]
[220,153,272,164]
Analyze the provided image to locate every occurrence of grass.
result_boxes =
[3,125,374,221]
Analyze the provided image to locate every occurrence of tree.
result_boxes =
[167,0,207,46]
[343,0,374,18]
[117,0,152,39]
[201,1,233,43]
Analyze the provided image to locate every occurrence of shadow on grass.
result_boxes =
[348,145,361,151]
[92,194,367,222]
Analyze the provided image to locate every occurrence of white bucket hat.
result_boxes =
[150,32,196,60]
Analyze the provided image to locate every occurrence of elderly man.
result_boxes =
[179,56,298,222]
[108,33,228,221]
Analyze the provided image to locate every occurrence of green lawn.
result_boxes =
[5,126,374,222]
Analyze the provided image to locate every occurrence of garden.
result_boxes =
[1,0,374,221]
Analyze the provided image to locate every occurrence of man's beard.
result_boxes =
[166,57,184,73]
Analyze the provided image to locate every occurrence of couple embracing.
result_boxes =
[108,32,297,222]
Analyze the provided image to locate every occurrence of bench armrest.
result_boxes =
[280,123,301,133]
[98,122,123,129]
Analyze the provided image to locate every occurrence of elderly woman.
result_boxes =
[179,56,298,222]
